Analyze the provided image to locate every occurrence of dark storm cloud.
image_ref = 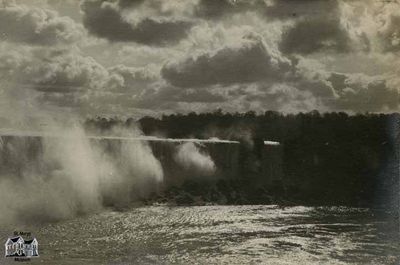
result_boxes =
[118,0,145,9]
[264,0,338,20]
[0,3,84,45]
[327,73,347,93]
[274,0,352,55]
[195,0,236,18]
[279,17,351,54]
[192,0,352,55]
[80,0,192,45]
[194,0,337,20]
[194,0,263,19]
[162,36,293,88]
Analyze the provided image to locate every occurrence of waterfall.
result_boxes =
[0,130,247,224]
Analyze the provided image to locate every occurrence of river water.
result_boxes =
[1,205,399,265]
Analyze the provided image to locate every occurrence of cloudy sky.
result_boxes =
[0,0,399,119]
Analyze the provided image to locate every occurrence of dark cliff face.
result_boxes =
[148,141,240,186]
[135,111,399,209]
[1,109,399,212]
[0,134,279,207]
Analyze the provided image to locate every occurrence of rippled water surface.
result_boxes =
[1,206,399,264]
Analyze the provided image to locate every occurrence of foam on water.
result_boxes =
[1,205,397,265]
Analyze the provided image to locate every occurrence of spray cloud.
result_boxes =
[0,124,163,225]
[174,142,216,177]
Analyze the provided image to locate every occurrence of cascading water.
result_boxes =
[0,126,165,224]
[0,127,245,225]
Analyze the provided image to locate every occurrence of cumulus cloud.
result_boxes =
[107,64,158,93]
[288,57,399,112]
[0,47,108,93]
[0,0,398,116]
[0,42,164,113]
[0,46,100,113]
[179,89,226,103]
[80,0,192,45]
[327,72,399,112]
[236,71,398,113]
[330,0,400,53]
[131,83,227,110]
[0,3,84,45]
[162,34,293,88]
[377,11,400,52]
[235,83,324,113]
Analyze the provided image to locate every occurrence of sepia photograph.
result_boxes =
[0,0,399,264]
